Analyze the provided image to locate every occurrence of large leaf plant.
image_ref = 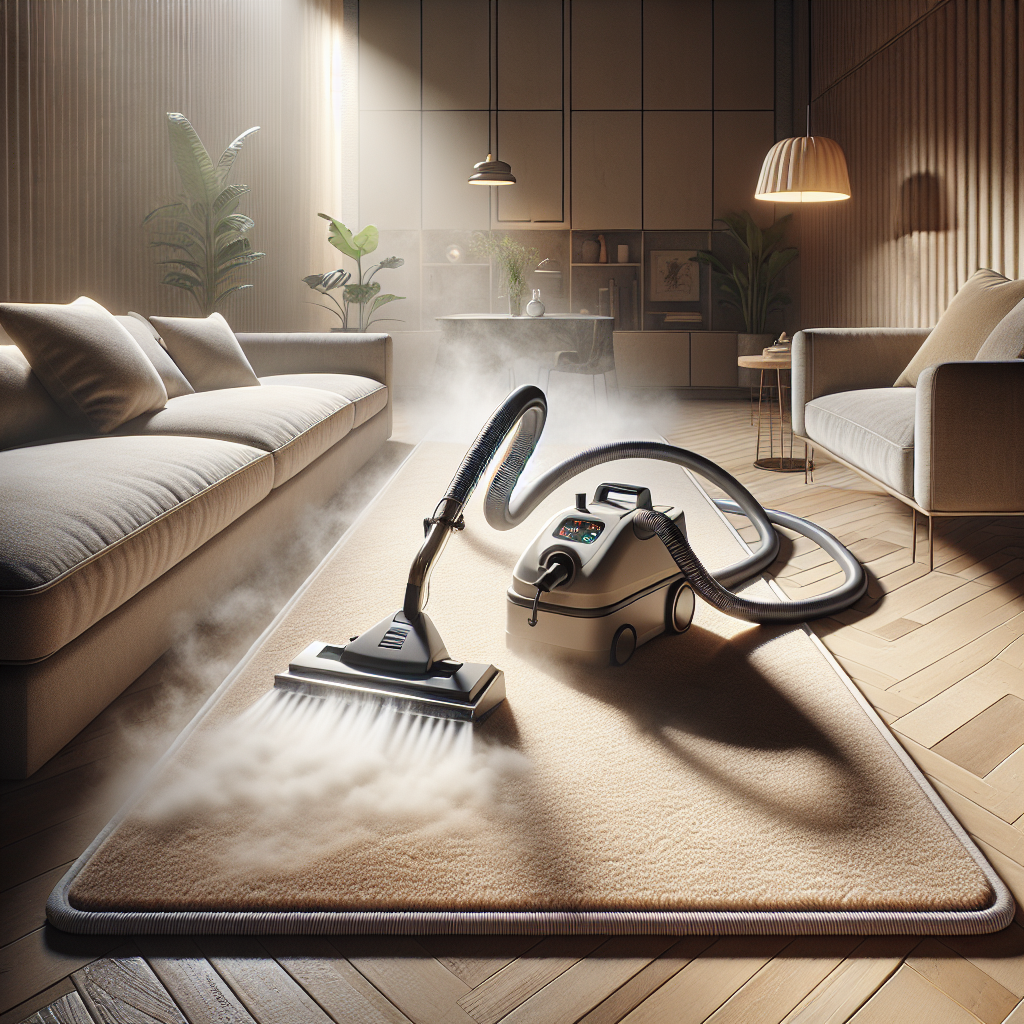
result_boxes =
[144,113,266,315]
[302,215,404,330]
[692,211,797,333]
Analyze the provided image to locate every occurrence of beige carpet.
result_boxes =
[51,442,1010,933]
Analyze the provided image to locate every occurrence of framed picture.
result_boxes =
[649,250,700,303]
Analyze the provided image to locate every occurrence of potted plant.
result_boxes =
[470,234,540,316]
[302,215,404,331]
[693,211,798,383]
[144,113,266,315]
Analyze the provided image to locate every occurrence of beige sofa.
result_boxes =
[0,330,392,778]
[792,328,1024,568]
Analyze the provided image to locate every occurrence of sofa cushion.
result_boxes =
[115,315,194,399]
[117,384,357,487]
[259,373,388,429]
[150,312,260,391]
[804,388,918,497]
[976,296,1024,361]
[894,270,1024,386]
[0,345,80,450]
[0,296,168,431]
[0,435,274,663]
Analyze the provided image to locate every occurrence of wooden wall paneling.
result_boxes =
[690,331,738,386]
[613,331,690,386]
[713,111,776,225]
[497,0,563,109]
[642,0,712,111]
[359,111,422,229]
[570,0,641,110]
[495,111,564,223]
[358,0,420,109]
[422,0,490,110]
[643,111,713,229]
[421,110,491,229]
[571,111,642,228]
[712,0,774,110]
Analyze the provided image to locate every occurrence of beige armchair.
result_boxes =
[792,328,1024,569]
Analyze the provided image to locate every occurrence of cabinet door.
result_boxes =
[690,332,738,386]
[571,112,642,229]
[571,0,641,109]
[713,0,774,110]
[644,111,712,229]
[613,332,690,387]
[422,111,491,229]
[496,111,564,223]
[643,0,711,110]
[498,0,563,109]
[714,111,776,226]
[423,0,489,110]
[359,0,421,110]
[360,112,421,230]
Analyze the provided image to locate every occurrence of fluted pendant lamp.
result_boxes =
[468,153,516,185]
[755,136,851,202]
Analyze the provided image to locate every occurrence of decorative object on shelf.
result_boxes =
[617,244,630,264]
[692,211,797,332]
[581,239,600,263]
[445,244,463,263]
[755,137,851,202]
[302,215,405,331]
[470,233,539,317]
[649,250,700,302]
[598,234,608,263]
[144,113,265,316]
[526,290,546,317]
[468,153,516,185]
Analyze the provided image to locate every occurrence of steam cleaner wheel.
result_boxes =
[610,624,637,666]
[666,580,695,634]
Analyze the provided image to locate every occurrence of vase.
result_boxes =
[526,289,545,317]
[508,286,525,316]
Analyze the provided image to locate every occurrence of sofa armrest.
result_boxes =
[792,328,930,436]
[237,332,393,436]
[914,361,1024,512]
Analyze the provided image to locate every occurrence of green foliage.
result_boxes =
[144,114,265,316]
[470,234,540,307]
[303,215,405,329]
[692,211,798,333]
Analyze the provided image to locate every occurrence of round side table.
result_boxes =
[737,354,806,473]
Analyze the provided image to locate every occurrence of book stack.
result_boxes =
[662,312,702,325]
[762,332,792,360]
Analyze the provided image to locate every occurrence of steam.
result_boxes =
[139,691,530,871]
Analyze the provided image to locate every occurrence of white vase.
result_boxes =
[526,289,545,317]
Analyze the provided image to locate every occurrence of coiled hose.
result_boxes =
[404,385,866,624]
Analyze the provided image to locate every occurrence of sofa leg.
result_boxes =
[911,509,917,564]
[804,445,814,484]
[928,515,934,571]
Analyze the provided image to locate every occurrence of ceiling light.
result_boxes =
[755,136,851,202]
[468,154,516,186]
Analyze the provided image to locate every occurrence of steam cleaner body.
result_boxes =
[274,386,867,719]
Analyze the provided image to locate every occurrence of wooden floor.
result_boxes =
[2,395,1021,1024]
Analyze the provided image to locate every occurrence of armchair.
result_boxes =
[792,328,1024,569]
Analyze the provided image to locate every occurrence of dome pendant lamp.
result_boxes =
[755,136,851,202]
[468,153,516,186]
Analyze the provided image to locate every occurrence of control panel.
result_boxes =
[552,517,606,544]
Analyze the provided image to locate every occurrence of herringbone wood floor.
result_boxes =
[2,396,1021,1024]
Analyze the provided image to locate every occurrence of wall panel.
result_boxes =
[644,111,713,229]
[570,0,641,110]
[801,0,1021,329]
[643,0,712,111]
[713,0,774,110]
[571,111,642,228]
[498,0,563,109]
[422,0,489,110]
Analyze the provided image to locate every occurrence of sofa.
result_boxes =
[0,307,392,778]
[792,272,1024,570]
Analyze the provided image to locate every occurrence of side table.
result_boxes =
[737,355,807,473]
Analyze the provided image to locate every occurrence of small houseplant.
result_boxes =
[302,215,404,331]
[692,210,797,333]
[144,113,265,315]
[471,234,540,316]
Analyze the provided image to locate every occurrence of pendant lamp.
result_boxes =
[468,153,516,186]
[755,136,851,202]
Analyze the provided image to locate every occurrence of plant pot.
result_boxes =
[330,326,368,333]
[737,333,776,387]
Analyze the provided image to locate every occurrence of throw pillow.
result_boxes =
[975,296,1024,361]
[115,314,194,399]
[0,296,167,432]
[894,269,1024,386]
[149,312,260,392]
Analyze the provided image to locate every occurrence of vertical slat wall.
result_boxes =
[800,0,1021,329]
[0,0,344,332]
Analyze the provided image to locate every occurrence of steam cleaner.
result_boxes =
[274,386,866,719]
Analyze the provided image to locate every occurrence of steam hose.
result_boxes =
[404,385,866,624]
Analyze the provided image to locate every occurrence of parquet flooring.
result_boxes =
[2,396,1021,1024]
